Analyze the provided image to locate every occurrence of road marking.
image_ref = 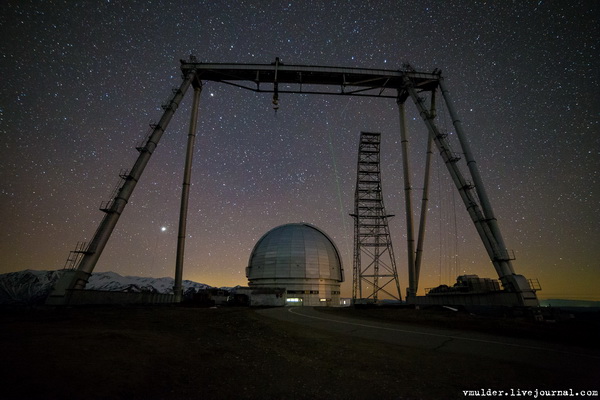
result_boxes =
[287,307,599,359]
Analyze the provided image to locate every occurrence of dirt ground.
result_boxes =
[1,305,598,400]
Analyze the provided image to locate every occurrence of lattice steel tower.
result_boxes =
[351,132,402,302]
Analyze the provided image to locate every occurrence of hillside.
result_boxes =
[0,270,212,305]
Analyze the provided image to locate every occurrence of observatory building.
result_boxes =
[246,223,344,306]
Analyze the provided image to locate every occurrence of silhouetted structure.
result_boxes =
[47,58,540,307]
[351,132,401,303]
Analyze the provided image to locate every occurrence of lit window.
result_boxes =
[287,298,302,303]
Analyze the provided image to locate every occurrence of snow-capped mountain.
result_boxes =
[0,270,65,305]
[86,271,211,293]
[0,269,213,305]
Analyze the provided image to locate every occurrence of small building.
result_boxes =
[427,275,501,295]
[190,288,231,306]
[246,223,344,306]
[233,287,286,307]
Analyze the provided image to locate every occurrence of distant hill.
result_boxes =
[0,270,213,305]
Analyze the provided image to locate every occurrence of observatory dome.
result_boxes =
[246,223,344,306]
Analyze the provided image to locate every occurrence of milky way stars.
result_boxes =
[1,1,598,300]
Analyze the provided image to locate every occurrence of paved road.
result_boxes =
[257,306,600,372]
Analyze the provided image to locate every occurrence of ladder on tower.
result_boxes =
[351,132,402,302]
[63,241,89,270]
[99,169,130,213]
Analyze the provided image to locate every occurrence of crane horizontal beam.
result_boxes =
[180,59,440,99]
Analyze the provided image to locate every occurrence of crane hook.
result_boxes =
[272,82,279,113]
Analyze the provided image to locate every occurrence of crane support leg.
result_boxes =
[414,134,433,292]
[403,76,538,306]
[411,90,436,296]
[397,100,417,298]
[404,82,503,271]
[46,70,197,305]
[438,79,513,270]
[438,79,531,297]
[174,83,202,302]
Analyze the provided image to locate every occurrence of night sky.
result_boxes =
[1,1,598,300]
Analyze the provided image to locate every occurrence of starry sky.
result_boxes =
[1,0,598,300]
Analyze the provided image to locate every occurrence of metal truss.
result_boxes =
[351,132,402,302]
[180,58,439,100]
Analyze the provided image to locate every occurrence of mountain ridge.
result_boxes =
[0,269,215,305]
